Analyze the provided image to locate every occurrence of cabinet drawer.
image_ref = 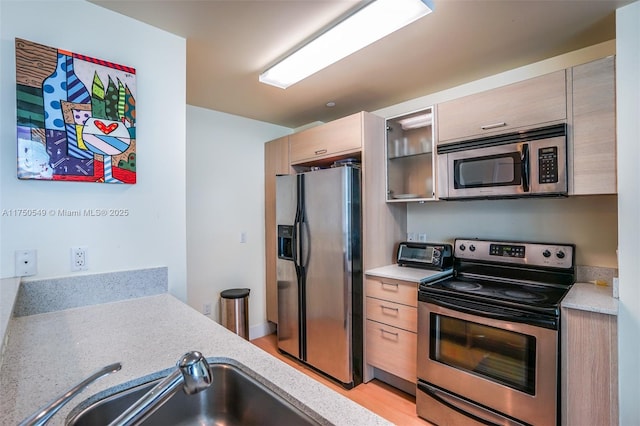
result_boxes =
[290,112,362,164]
[365,277,417,307]
[366,319,417,383]
[437,70,567,143]
[366,297,417,332]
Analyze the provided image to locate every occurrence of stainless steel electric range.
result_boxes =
[417,238,575,426]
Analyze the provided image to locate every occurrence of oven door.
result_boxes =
[417,299,558,426]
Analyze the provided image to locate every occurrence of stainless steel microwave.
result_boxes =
[437,124,567,200]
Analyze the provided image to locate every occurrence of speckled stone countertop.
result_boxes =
[0,294,391,426]
[365,264,452,283]
[561,282,618,315]
[0,277,20,358]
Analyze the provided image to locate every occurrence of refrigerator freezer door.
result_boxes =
[276,174,300,359]
[302,167,361,384]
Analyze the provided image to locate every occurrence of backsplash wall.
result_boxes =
[407,194,618,268]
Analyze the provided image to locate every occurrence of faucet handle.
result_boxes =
[178,351,212,395]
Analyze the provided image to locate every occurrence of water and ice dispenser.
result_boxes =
[277,225,294,260]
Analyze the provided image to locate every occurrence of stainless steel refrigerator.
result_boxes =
[275,165,362,388]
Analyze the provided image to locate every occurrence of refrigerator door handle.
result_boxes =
[291,221,299,267]
[301,221,311,269]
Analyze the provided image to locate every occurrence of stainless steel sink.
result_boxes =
[67,362,322,425]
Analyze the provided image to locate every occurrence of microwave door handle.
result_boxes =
[521,143,530,193]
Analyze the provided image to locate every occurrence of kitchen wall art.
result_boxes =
[15,38,136,184]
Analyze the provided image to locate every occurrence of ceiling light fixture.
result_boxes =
[259,0,434,89]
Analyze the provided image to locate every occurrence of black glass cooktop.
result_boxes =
[422,276,571,309]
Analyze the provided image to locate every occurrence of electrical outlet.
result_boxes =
[407,233,417,242]
[15,249,37,277]
[240,232,247,243]
[203,303,212,316]
[71,246,88,271]
[418,233,428,242]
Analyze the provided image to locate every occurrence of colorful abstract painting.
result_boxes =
[15,38,136,184]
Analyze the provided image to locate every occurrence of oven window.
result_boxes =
[430,313,536,394]
[454,152,521,188]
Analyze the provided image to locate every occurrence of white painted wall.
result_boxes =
[185,105,290,338]
[0,1,188,299]
[374,41,619,269]
[616,2,640,423]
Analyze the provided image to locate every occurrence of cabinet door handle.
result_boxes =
[379,328,399,338]
[380,305,399,312]
[480,122,507,130]
[381,282,398,291]
[314,149,327,155]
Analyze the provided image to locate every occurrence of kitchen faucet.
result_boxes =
[19,362,122,426]
[108,350,212,426]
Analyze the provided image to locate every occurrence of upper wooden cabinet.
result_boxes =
[570,56,616,195]
[264,136,290,324]
[290,113,362,165]
[436,70,567,144]
[386,107,436,202]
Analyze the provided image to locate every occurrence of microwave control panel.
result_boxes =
[538,146,559,184]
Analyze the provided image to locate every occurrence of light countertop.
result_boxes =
[365,264,452,283]
[0,277,20,357]
[562,282,619,315]
[0,294,391,426]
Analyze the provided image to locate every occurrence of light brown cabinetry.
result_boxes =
[570,56,617,195]
[289,113,362,165]
[386,107,436,201]
[264,136,291,324]
[365,277,417,383]
[561,307,618,426]
[436,70,567,144]
[360,113,407,271]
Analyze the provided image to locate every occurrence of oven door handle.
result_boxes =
[418,382,500,426]
[418,382,528,426]
[423,294,556,327]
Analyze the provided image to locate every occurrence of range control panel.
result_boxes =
[455,239,574,269]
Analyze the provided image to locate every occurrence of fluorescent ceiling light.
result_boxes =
[259,0,434,89]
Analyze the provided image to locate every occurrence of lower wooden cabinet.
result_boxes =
[366,319,417,383]
[561,307,618,425]
[365,276,418,384]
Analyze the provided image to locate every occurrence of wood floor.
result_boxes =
[251,333,432,425]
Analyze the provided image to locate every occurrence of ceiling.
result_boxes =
[89,0,633,129]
